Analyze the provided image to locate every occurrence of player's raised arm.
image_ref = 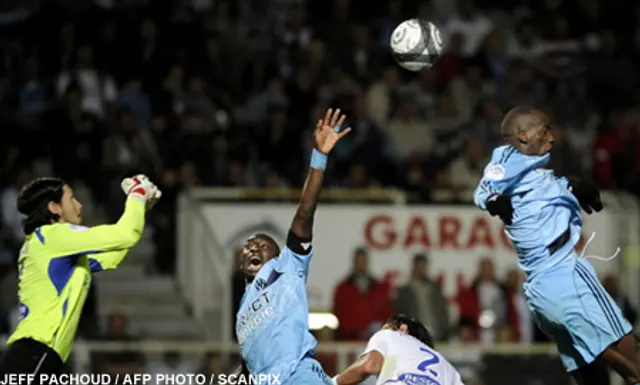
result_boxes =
[288,108,351,244]
[45,175,161,257]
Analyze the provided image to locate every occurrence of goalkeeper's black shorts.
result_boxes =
[0,338,65,383]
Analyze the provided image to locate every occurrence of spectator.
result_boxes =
[594,110,640,192]
[449,63,492,123]
[406,68,439,120]
[476,30,510,85]
[395,253,450,341]
[332,247,393,341]
[365,65,398,129]
[95,314,143,375]
[384,96,432,162]
[57,44,118,119]
[472,97,503,149]
[435,32,465,89]
[603,275,638,327]
[148,352,196,376]
[587,30,637,116]
[509,19,543,63]
[495,60,545,109]
[0,169,30,252]
[117,79,151,130]
[0,248,16,337]
[198,352,224,376]
[447,138,488,191]
[457,258,507,342]
[441,0,493,56]
[503,268,532,343]
[18,57,51,126]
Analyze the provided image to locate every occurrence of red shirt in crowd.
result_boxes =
[594,127,640,189]
[332,274,394,341]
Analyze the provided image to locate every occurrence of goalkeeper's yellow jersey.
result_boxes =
[7,198,146,361]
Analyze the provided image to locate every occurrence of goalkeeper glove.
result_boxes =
[486,194,513,225]
[569,180,603,214]
[121,174,162,209]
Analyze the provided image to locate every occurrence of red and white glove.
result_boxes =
[121,174,162,209]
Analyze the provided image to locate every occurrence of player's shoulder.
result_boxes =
[489,145,522,165]
[40,223,90,242]
[485,145,535,181]
[46,223,89,231]
[370,329,396,342]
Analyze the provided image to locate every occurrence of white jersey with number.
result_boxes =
[362,329,464,385]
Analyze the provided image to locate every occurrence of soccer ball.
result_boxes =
[390,19,443,72]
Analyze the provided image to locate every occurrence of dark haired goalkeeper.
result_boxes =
[0,175,160,379]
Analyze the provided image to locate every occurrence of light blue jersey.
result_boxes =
[473,145,632,372]
[473,145,583,277]
[236,247,321,384]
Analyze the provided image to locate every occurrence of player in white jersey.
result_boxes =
[331,315,464,385]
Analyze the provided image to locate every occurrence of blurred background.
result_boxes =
[0,0,640,383]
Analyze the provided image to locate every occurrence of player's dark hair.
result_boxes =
[18,177,66,235]
[500,105,537,141]
[385,314,435,348]
[254,233,281,256]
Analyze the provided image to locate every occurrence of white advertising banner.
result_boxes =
[201,204,620,311]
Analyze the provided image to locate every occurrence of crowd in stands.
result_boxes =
[0,0,639,378]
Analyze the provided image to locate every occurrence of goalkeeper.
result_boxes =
[0,175,161,378]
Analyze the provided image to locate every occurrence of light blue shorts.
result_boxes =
[281,357,332,385]
[524,257,632,372]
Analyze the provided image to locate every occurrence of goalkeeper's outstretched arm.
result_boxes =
[48,197,145,254]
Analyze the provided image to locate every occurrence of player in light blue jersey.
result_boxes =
[473,106,640,385]
[235,108,351,385]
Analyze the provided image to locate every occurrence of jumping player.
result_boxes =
[331,315,464,385]
[236,108,351,385]
[474,106,639,385]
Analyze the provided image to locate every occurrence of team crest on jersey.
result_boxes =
[255,278,267,291]
[254,270,282,291]
[484,164,505,180]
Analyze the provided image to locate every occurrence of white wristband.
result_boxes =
[331,375,338,385]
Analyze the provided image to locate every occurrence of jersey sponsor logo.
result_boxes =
[484,164,505,180]
[386,373,440,385]
[68,225,89,232]
[236,291,275,345]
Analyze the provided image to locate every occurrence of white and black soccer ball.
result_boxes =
[390,19,443,72]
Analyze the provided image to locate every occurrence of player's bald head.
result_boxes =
[500,106,540,140]
[500,106,554,155]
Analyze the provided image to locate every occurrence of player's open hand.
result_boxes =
[314,108,352,154]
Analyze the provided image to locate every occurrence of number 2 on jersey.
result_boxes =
[417,347,439,377]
